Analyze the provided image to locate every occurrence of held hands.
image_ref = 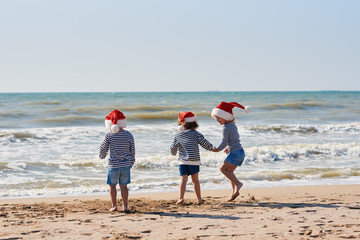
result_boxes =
[211,147,229,154]
[211,147,219,152]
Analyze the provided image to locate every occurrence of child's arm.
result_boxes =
[196,132,213,151]
[170,137,179,156]
[129,134,135,165]
[99,134,110,159]
[216,127,229,151]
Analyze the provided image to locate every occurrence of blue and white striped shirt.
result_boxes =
[99,130,135,168]
[170,130,213,165]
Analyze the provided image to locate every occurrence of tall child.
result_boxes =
[211,102,251,201]
[99,110,135,212]
[170,112,214,204]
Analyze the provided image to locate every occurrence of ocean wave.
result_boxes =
[122,105,184,111]
[0,132,49,143]
[130,111,179,120]
[27,100,61,105]
[261,101,326,110]
[130,111,210,120]
[35,115,102,124]
[29,111,211,124]
[245,142,360,163]
[248,123,360,134]
[249,125,318,134]
[246,167,360,181]
[43,108,71,113]
[0,112,27,118]
[75,105,184,113]
[128,142,360,168]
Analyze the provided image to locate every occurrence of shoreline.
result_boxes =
[1,184,359,239]
[1,181,359,203]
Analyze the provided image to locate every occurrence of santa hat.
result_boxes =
[178,111,197,123]
[211,102,251,121]
[104,110,127,133]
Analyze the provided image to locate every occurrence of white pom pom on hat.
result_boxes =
[104,110,127,133]
[211,102,251,121]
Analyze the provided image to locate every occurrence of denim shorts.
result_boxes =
[107,166,131,185]
[179,165,200,176]
[225,149,245,167]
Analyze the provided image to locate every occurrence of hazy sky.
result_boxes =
[1,0,359,92]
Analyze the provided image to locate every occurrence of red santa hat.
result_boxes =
[211,102,251,121]
[104,110,127,133]
[178,111,197,123]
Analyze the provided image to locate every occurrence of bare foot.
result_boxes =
[176,199,184,205]
[196,199,205,205]
[122,207,130,212]
[108,206,118,212]
[235,182,243,194]
[228,182,243,202]
[228,192,239,202]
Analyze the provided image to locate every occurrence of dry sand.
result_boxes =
[1,184,359,240]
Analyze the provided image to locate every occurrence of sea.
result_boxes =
[0,91,359,199]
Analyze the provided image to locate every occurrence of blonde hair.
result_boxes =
[215,115,235,123]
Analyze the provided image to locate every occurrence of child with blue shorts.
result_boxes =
[211,102,251,202]
[99,110,135,212]
[170,111,214,205]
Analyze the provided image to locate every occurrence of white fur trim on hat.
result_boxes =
[211,108,234,121]
[105,119,127,133]
[184,116,197,123]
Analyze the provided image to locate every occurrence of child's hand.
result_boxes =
[224,148,229,154]
[211,147,219,152]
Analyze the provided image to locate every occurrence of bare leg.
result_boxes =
[220,161,243,201]
[119,185,129,211]
[109,185,118,211]
[191,173,204,203]
[177,175,188,204]
[230,181,236,195]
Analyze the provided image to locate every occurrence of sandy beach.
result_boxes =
[0,184,359,240]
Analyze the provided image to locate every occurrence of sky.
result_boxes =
[0,0,359,92]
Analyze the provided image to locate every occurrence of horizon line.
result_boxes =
[1,90,359,94]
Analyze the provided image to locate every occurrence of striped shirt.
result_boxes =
[99,130,135,168]
[217,122,242,152]
[170,130,213,165]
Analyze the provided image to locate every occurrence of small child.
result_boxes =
[170,111,214,205]
[99,110,135,212]
[211,102,250,201]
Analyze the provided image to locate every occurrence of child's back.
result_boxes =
[100,130,135,168]
[171,130,212,164]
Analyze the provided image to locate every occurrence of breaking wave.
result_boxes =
[248,123,360,134]
[261,101,328,110]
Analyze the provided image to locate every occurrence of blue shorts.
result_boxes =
[225,149,245,167]
[107,166,131,186]
[179,165,199,176]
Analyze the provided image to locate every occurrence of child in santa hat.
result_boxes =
[170,111,215,205]
[211,102,251,202]
[99,110,135,212]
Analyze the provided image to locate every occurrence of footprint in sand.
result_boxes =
[199,225,216,230]
[182,227,191,230]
